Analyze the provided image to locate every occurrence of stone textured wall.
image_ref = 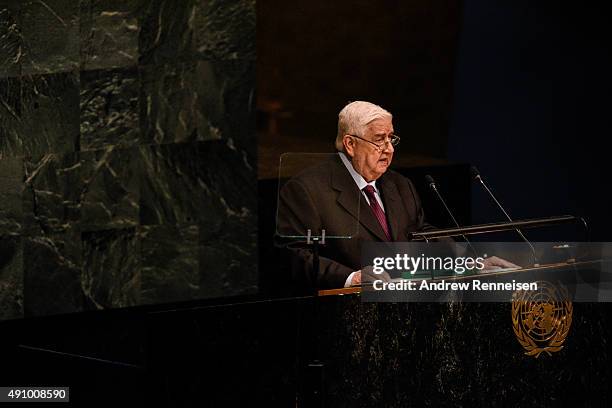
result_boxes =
[0,0,256,320]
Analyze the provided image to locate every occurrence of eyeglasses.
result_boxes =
[348,134,400,151]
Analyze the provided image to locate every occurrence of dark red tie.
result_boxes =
[362,185,392,241]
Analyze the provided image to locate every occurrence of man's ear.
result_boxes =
[343,135,355,157]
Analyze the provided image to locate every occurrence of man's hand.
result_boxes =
[350,267,392,286]
[482,256,520,271]
[362,266,392,283]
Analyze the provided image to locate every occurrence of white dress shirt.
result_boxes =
[338,152,385,287]
[339,152,385,211]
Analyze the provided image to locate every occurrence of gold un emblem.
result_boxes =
[511,281,573,357]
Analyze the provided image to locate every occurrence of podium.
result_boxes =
[147,257,611,406]
[145,216,611,406]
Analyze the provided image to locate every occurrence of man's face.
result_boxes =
[345,118,395,182]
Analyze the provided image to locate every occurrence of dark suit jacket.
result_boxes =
[277,154,433,289]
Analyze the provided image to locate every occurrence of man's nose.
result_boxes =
[382,141,394,153]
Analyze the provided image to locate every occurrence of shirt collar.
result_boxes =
[339,152,378,193]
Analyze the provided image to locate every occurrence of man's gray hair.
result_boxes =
[335,101,392,151]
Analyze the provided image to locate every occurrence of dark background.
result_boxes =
[257,0,462,177]
[448,1,612,242]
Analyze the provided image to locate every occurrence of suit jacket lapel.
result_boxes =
[331,156,389,241]
[379,175,402,241]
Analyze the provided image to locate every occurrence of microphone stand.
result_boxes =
[426,175,479,258]
[471,166,539,267]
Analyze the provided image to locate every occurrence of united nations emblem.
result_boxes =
[511,281,573,357]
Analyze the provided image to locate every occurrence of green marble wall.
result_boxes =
[0,0,256,319]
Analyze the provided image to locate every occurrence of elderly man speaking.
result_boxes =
[278,101,512,289]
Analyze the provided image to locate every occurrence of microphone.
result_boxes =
[470,166,539,266]
[425,175,478,256]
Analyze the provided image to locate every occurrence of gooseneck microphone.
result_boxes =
[470,166,539,266]
[425,175,478,256]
